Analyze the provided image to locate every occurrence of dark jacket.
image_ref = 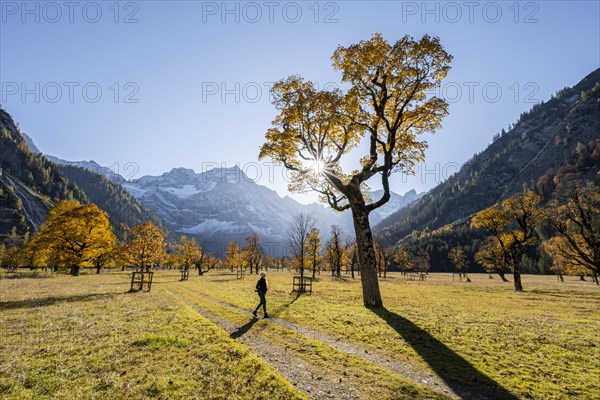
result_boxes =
[256,277,268,294]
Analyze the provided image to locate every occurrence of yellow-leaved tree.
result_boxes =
[259,33,452,307]
[32,200,115,276]
[394,247,415,275]
[543,237,590,282]
[471,191,541,292]
[241,233,263,275]
[448,247,469,281]
[474,237,510,282]
[544,181,600,283]
[124,221,166,272]
[225,240,243,273]
[176,235,203,272]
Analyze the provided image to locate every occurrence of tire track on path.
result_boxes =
[178,286,460,398]
[165,287,363,400]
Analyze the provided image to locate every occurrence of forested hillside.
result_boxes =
[0,108,164,243]
[0,108,87,242]
[377,69,600,245]
[57,165,165,239]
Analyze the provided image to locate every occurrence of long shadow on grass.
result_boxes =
[267,291,310,318]
[230,292,305,339]
[230,317,260,339]
[371,307,519,400]
[0,293,118,311]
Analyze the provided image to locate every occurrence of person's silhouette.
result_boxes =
[252,272,269,318]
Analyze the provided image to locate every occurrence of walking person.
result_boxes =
[253,271,269,318]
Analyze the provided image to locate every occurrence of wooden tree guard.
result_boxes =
[292,276,313,294]
[130,271,154,292]
[180,268,190,281]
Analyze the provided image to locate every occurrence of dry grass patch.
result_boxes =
[0,272,305,400]
[174,270,600,399]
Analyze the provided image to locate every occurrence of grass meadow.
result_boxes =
[1,269,598,399]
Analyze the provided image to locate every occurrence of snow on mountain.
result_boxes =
[124,166,330,253]
[17,130,420,252]
[180,219,239,235]
[123,166,419,255]
[19,128,420,253]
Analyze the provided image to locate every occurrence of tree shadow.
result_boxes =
[0,292,118,311]
[273,292,303,314]
[371,307,519,400]
[230,317,260,339]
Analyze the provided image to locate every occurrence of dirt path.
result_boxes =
[166,288,362,400]
[166,285,462,399]
[179,286,459,398]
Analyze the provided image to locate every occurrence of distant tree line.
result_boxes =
[393,167,599,291]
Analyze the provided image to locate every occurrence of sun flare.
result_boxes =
[310,159,326,176]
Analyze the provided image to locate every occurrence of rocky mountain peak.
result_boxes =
[197,165,253,185]
[162,167,198,185]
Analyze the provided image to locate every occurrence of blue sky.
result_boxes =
[1,1,599,203]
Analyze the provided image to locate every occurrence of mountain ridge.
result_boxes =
[20,132,420,251]
[122,166,420,254]
[376,68,600,246]
[0,107,165,243]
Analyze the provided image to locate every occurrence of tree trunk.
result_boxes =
[513,267,523,292]
[71,265,80,276]
[350,204,383,308]
[96,265,101,274]
[579,275,586,281]
[497,269,509,282]
[558,273,564,282]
